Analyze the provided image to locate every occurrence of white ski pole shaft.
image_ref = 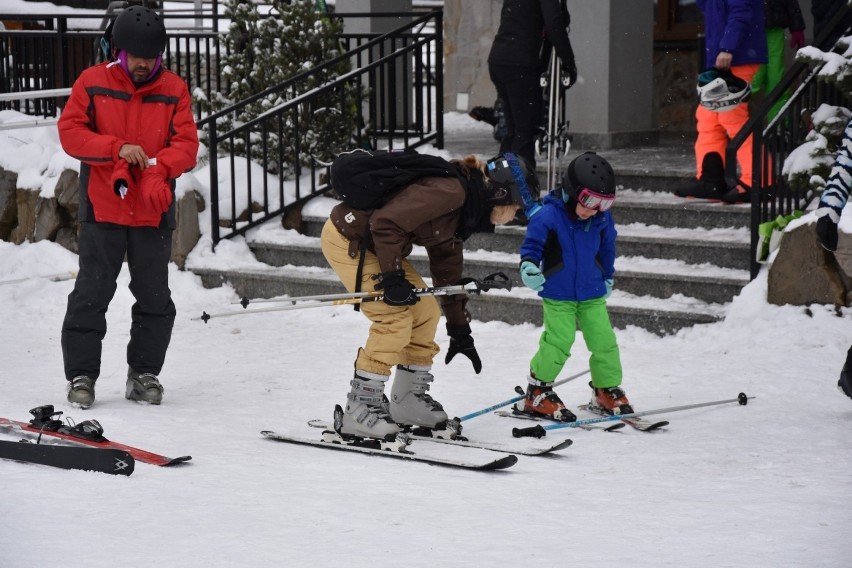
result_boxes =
[512,393,753,438]
[0,271,77,286]
[197,282,480,323]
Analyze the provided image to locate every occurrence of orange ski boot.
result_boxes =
[515,377,576,422]
[591,382,634,415]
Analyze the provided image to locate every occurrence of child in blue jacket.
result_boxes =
[515,152,631,420]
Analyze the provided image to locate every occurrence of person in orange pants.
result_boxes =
[675,0,768,203]
[694,63,761,203]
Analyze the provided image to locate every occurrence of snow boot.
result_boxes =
[591,381,634,415]
[126,369,164,405]
[674,152,727,199]
[340,371,400,439]
[839,347,852,400]
[66,376,95,409]
[389,365,448,429]
[514,375,576,421]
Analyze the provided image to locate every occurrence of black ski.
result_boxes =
[306,419,572,456]
[0,405,191,466]
[0,439,134,476]
[261,430,518,471]
[578,403,669,432]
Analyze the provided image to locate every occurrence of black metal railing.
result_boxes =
[201,10,443,244]
[728,5,852,278]
[0,12,228,121]
[0,8,444,246]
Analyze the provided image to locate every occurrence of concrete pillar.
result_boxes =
[337,0,413,130]
[567,0,656,148]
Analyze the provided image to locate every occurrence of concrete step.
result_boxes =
[190,263,726,336]
[248,236,749,305]
[616,189,750,229]
[299,213,751,271]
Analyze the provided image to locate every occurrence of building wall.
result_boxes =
[444,0,656,149]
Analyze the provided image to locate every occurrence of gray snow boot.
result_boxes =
[339,371,400,439]
[126,369,164,405]
[389,365,448,429]
[66,376,95,409]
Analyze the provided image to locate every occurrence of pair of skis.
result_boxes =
[262,369,599,470]
[0,405,191,475]
[536,47,573,191]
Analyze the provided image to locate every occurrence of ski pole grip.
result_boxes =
[512,425,546,439]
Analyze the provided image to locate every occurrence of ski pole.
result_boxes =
[457,368,590,422]
[233,290,382,308]
[512,392,753,438]
[196,272,512,323]
[0,271,77,286]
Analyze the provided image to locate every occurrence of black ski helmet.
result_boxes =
[562,151,616,201]
[111,6,167,59]
[485,152,539,205]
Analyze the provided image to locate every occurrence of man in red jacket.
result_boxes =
[58,6,199,408]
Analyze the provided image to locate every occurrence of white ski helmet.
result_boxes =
[697,68,751,112]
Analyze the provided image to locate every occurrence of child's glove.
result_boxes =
[790,30,806,50]
[520,260,545,291]
[141,164,172,213]
[604,278,614,299]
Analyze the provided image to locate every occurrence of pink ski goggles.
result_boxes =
[576,187,615,211]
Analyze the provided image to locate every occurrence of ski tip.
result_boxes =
[483,454,518,470]
[161,455,192,466]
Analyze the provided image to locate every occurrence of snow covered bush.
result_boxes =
[202,0,361,177]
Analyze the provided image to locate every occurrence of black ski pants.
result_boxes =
[62,221,175,381]
[488,62,542,169]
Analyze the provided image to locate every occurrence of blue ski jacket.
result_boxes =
[698,0,768,68]
[520,192,617,302]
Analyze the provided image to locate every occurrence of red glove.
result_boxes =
[790,30,806,50]
[111,160,134,198]
[140,164,172,213]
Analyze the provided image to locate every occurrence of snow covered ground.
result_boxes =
[1,233,851,568]
[1,99,851,566]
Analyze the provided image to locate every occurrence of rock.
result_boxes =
[768,221,851,307]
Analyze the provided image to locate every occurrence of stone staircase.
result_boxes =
[190,138,753,335]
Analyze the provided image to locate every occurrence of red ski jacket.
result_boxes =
[58,60,199,227]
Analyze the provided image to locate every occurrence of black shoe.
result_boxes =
[719,186,750,204]
[469,106,498,127]
[839,364,852,400]
[673,178,725,199]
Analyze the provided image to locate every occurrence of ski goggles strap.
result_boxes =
[577,187,615,211]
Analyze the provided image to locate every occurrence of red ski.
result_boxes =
[0,405,191,467]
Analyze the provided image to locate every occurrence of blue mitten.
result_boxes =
[604,278,614,299]
[520,260,545,291]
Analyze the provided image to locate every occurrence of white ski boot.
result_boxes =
[389,365,449,429]
[338,371,400,440]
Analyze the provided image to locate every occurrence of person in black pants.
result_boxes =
[487,0,577,170]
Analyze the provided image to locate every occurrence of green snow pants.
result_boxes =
[752,27,788,121]
[529,297,622,388]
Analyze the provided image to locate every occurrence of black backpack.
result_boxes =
[330,148,460,210]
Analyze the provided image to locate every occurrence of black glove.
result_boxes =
[816,215,839,252]
[375,270,420,306]
[444,324,482,374]
[562,61,578,89]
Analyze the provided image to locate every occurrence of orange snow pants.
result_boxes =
[695,63,762,187]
